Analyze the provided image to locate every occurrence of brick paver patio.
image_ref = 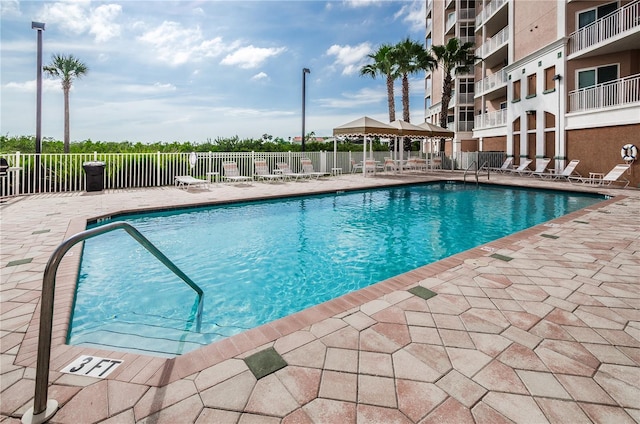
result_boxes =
[1,172,638,423]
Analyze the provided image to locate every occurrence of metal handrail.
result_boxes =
[463,160,491,185]
[22,222,203,424]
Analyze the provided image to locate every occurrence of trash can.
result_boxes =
[83,161,105,192]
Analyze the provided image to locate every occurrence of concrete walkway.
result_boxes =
[1,173,638,423]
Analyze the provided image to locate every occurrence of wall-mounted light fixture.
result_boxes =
[552,74,562,81]
[526,110,536,115]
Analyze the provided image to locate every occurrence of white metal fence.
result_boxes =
[0,150,505,198]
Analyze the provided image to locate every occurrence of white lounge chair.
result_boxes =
[300,158,327,179]
[222,161,252,184]
[254,160,283,183]
[175,175,208,191]
[535,159,580,180]
[524,158,551,177]
[276,162,307,180]
[569,164,630,188]
[487,157,513,173]
[503,159,532,176]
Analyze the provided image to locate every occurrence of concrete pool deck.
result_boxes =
[1,172,639,423]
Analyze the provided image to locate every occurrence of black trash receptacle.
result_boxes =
[83,161,105,192]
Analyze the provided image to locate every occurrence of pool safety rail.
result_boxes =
[463,160,491,185]
[21,222,204,424]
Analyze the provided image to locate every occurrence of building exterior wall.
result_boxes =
[513,0,558,62]
[481,136,506,151]
[567,124,640,187]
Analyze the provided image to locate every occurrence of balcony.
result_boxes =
[476,0,508,28]
[568,0,640,58]
[568,73,640,112]
[457,92,475,104]
[475,26,509,59]
[446,12,457,35]
[474,109,507,129]
[475,69,507,97]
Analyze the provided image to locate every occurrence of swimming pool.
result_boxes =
[69,182,604,356]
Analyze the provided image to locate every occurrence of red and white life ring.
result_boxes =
[621,144,637,161]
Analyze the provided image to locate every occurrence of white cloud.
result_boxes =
[326,43,372,75]
[40,1,122,42]
[316,87,386,108]
[4,79,60,93]
[221,45,286,69]
[137,21,227,66]
[343,0,380,8]
[121,82,177,94]
[0,0,20,17]
[396,1,426,33]
[251,72,268,81]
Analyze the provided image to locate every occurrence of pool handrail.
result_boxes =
[22,221,203,424]
[463,160,491,185]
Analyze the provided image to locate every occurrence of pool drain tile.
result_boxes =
[408,286,437,300]
[244,347,287,379]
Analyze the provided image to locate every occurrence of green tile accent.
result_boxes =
[408,286,437,300]
[244,347,287,380]
[541,234,559,239]
[32,229,51,234]
[7,258,33,267]
[490,253,513,262]
[574,220,589,224]
[538,60,542,67]
[557,52,562,58]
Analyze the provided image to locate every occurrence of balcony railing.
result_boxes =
[458,92,475,104]
[475,25,509,58]
[476,0,508,28]
[475,69,507,95]
[474,109,508,129]
[569,0,640,55]
[568,73,640,112]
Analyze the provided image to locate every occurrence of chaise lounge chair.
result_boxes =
[300,158,328,179]
[222,161,253,184]
[569,163,630,188]
[276,162,307,181]
[254,160,283,183]
[503,159,532,176]
[535,159,580,180]
[175,175,208,191]
[523,158,551,177]
[487,157,513,173]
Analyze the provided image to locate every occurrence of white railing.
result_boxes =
[475,68,508,95]
[458,92,475,104]
[474,108,508,129]
[476,0,508,28]
[569,0,640,55]
[459,8,475,20]
[568,73,640,112]
[475,25,509,58]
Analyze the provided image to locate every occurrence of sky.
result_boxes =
[1,0,428,143]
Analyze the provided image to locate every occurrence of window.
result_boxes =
[527,73,537,98]
[544,66,556,92]
[500,101,507,109]
[577,64,618,89]
[513,80,521,101]
[578,2,618,29]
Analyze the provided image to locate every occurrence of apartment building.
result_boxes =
[425,0,640,187]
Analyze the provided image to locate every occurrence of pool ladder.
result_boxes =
[463,160,490,185]
[22,222,203,424]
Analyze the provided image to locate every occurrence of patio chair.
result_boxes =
[383,157,397,172]
[487,157,513,173]
[535,159,580,180]
[569,163,630,188]
[254,160,283,183]
[276,162,307,181]
[300,158,327,179]
[351,159,363,173]
[364,159,377,174]
[222,161,253,184]
[503,159,533,176]
[174,175,208,191]
[524,158,551,177]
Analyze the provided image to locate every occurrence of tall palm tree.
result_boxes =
[431,38,477,133]
[360,44,398,122]
[44,53,89,153]
[392,38,436,123]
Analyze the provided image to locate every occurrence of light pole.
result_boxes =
[301,68,310,152]
[32,22,45,157]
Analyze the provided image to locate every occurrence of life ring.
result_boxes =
[621,144,637,161]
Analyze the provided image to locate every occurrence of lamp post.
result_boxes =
[301,68,310,152]
[32,22,45,157]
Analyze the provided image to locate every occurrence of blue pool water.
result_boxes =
[69,182,604,355]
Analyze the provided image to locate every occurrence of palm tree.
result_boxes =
[431,38,477,133]
[44,53,89,153]
[392,38,436,123]
[360,44,398,122]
